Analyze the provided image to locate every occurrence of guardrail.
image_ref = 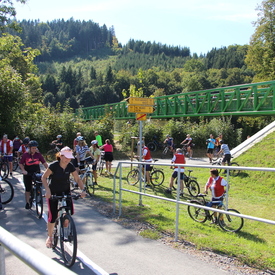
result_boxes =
[0,226,76,275]
[113,161,275,241]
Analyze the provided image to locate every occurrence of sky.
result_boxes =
[13,0,261,55]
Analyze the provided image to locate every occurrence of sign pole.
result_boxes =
[139,120,143,206]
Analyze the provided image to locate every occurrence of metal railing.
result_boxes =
[113,161,275,241]
[0,226,76,275]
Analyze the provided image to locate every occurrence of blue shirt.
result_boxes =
[207,138,215,149]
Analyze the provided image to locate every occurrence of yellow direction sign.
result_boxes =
[129,97,154,106]
[136,113,147,121]
[128,105,154,113]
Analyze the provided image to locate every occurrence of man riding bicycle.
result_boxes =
[163,134,175,153]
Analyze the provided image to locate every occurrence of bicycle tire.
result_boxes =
[85,173,94,197]
[98,160,104,176]
[0,162,9,179]
[127,169,140,186]
[12,158,19,171]
[60,213,77,267]
[186,179,200,197]
[35,186,43,219]
[187,201,208,223]
[45,149,57,162]
[211,161,222,173]
[150,169,164,186]
[52,219,59,249]
[147,142,156,152]
[0,178,14,204]
[218,208,244,233]
[230,162,240,177]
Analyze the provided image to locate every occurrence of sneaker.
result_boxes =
[210,218,218,224]
[172,186,176,190]
[25,203,30,209]
[10,172,12,177]
[93,182,98,186]
[219,220,226,226]
[165,188,172,194]
[180,192,184,197]
[145,184,151,188]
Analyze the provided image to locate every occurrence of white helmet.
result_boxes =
[57,135,62,138]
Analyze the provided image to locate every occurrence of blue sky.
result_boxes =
[14,0,260,55]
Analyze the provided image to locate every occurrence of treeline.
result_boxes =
[9,18,115,61]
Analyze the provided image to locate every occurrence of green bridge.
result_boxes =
[78,80,275,120]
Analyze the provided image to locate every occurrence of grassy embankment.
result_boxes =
[90,131,275,271]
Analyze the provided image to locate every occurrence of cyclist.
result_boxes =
[165,148,186,196]
[100,139,113,176]
[204,169,228,224]
[0,134,14,177]
[18,137,30,156]
[180,134,194,159]
[19,140,48,209]
[215,133,223,152]
[75,136,93,169]
[73,132,81,151]
[12,136,22,156]
[206,134,216,163]
[94,131,103,146]
[42,146,86,248]
[51,135,63,150]
[163,134,175,153]
[137,141,152,187]
[90,140,101,185]
[218,140,232,168]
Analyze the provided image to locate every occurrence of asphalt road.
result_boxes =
[0,159,236,275]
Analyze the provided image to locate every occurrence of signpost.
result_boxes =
[128,105,154,113]
[136,113,147,121]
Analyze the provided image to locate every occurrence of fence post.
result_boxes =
[0,244,6,275]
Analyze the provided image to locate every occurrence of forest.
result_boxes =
[1,0,275,151]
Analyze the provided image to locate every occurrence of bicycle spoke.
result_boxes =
[127,169,140,185]
[218,209,244,232]
[187,201,207,223]
[150,170,164,186]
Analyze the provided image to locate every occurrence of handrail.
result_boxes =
[113,161,275,241]
[0,226,76,275]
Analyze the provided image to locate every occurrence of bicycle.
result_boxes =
[127,160,165,186]
[97,151,106,176]
[172,169,200,197]
[52,193,81,267]
[187,193,244,232]
[45,143,61,162]
[0,154,10,179]
[212,156,240,177]
[12,154,20,171]
[212,146,221,161]
[162,144,175,158]
[0,176,14,205]
[79,157,94,196]
[29,172,44,219]
[147,138,164,152]
[181,144,195,158]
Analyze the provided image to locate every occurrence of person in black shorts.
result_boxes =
[42,146,86,248]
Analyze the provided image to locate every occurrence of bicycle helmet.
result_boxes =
[57,135,62,138]
[76,136,84,141]
[23,137,30,145]
[28,140,38,147]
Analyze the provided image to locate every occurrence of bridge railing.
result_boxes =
[77,80,275,120]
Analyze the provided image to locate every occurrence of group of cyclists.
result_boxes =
[1,131,113,248]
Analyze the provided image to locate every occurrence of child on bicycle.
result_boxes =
[204,169,228,224]
[165,148,186,196]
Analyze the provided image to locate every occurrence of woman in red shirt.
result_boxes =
[100,139,113,175]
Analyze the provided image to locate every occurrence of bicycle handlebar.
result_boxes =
[50,194,81,200]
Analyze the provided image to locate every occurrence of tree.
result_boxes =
[245,0,275,81]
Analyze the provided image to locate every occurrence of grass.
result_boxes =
[91,131,275,272]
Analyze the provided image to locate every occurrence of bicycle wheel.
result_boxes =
[211,161,222,173]
[98,160,104,176]
[127,169,140,185]
[229,162,240,177]
[0,162,9,179]
[150,169,164,186]
[85,173,94,197]
[35,186,43,219]
[218,208,244,233]
[52,219,59,249]
[12,158,19,171]
[60,213,77,267]
[45,149,57,162]
[186,179,200,197]
[147,142,156,152]
[0,178,14,204]
[187,201,208,223]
